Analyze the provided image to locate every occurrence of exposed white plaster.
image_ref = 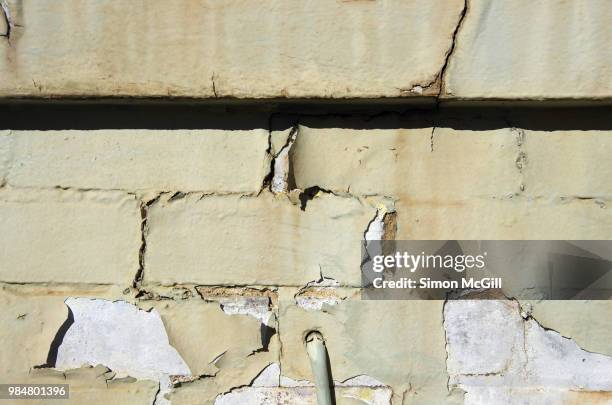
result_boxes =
[524,318,612,390]
[445,300,524,377]
[364,205,390,242]
[215,363,392,404]
[295,291,342,311]
[279,375,314,388]
[54,298,190,405]
[295,277,343,311]
[215,387,314,404]
[410,85,424,94]
[271,126,298,194]
[252,363,280,388]
[363,204,395,268]
[155,374,172,405]
[218,296,274,326]
[444,299,612,404]
[197,287,275,326]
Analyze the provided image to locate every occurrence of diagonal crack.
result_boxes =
[1,0,11,40]
[437,0,470,98]
[402,0,469,100]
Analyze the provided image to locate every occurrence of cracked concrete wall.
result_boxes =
[4,130,270,193]
[0,2,610,403]
[0,0,465,99]
[1,0,610,100]
[1,115,611,404]
[444,299,612,404]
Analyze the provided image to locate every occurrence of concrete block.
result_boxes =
[0,189,141,285]
[445,0,612,99]
[7,130,270,193]
[145,192,376,286]
[0,0,465,99]
[292,125,521,199]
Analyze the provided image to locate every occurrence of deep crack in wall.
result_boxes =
[1,0,611,403]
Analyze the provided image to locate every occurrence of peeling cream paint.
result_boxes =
[444,299,612,404]
[196,287,276,326]
[214,362,392,404]
[53,298,190,405]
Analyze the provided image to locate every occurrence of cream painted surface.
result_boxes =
[0,0,464,98]
[445,0,612,99]
[5,130,270,193]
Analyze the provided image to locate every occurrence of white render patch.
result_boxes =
[251,363,281,388]
[54,298,190,404]
[363,204,395,272]
[215,363,392,404]
[444,299,612,404]
[295,291,342,311]
[364,205,390,242]
[295,277,343,311]
[217,296,274,326]
[445,300,524,376]
[410,85,424,95]
[196,287,275,326]
[271,126,298,194]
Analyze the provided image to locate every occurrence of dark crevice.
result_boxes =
[430,127,436,152]
[438,0,470,98]
[268,124,299,193]
[1,1,11,40]
[299,186,330,211]
[211,73,218,98]
[168,191,186,202]
[0,102,609,131]
[40,306,75,368]
[259,324,276,353]
[134,196,160,289]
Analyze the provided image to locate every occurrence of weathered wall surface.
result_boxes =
[1,0,610,100]
[1,113,611,404]
[1,1,611,404]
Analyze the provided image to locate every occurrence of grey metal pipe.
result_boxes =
[305,331,333,405]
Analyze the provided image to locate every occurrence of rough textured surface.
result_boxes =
[1,115,612,403]
[0,188,141,284]
[152,298,275,377]
[529,301,612,356]
[29,366,160,405]
[56,298,191,405]
[445,300,612,404]
[1,7,611,397]
[522,130,612,198]
[278,293,460,405]
[395,197,611,240]
[145,192,376,286]
[445,0,612,100]
[5,130,270,193]
[292,125,520,199]
[0,0,465,99]
[0,284,129,379]
[213,363,393,404]
[55,298,190,379]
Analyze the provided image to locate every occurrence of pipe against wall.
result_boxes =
[305,331,334,405]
